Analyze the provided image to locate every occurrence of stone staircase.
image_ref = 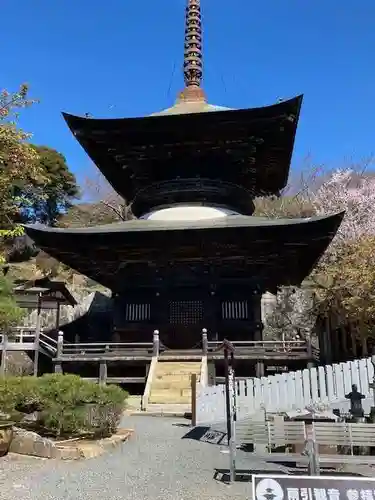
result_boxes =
[148,360,201,406]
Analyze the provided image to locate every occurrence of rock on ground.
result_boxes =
[0,415,289,500]
[9,428,57,458]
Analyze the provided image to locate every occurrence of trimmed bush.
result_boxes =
[0,374,128,438]
[0,376,40,421]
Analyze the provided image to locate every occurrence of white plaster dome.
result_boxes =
[144,205,236,221]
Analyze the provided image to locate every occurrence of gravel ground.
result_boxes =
[0,415,289,500]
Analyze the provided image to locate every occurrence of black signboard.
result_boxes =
[253,475,375,500]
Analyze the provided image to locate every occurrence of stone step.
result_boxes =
[151,383,192,393]
[155,367,201,376]
[149,393,190,404]
[152,381,190,390]
[157,361,201,366]
[156,364,201,370]
[150,388,185,397]
[148,361,201,405]
[144,403,191,414]
[153,372,201,384]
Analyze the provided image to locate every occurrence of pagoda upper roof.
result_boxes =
[25,211,343,292]
[150,100,232,116]
[63,95,303,216]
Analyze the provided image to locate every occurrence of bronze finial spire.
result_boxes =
[184,0,203,87]
[177,0,206,103]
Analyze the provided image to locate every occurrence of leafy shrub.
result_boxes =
[0,374,128,438]
[0,376,40,421]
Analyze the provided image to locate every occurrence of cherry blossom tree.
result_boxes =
[263,161,375,341]
[311,164,375,259]
[60,165,133,228]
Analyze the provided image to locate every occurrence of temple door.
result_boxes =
[160,288,206,349]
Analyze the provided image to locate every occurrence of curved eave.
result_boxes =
[62,95,303,129]
[62,95,303,203]
[25,211,343,290]
[25,212,339,235]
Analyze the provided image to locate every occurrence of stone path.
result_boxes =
[0,415,289,500]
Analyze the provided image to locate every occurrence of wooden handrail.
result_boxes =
[207,340,310,349]
[39,339,57,353]
[40,332,58,345]
[63,342,153,348]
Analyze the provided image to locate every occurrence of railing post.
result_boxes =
[54,330,64,374]
[99,361,107,385]
[0,334,8,376]
[153,330,159,357]
[57,330,64,357]
[33,293,42,377]
[202,328,208,355]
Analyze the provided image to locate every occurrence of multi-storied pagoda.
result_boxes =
[25,0,343,381]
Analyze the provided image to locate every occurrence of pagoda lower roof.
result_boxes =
[25,212,343,291]
[63,96,303,215]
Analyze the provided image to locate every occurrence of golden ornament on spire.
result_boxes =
[178,0,206,103]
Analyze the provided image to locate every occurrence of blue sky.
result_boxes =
[2,0,375,187]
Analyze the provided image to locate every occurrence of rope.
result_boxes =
[159,339,203,351]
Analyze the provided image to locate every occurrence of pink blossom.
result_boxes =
[311,168,375,256]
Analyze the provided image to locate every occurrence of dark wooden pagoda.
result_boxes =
[25,0,343,378]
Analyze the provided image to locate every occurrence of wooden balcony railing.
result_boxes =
[1,327,317,361]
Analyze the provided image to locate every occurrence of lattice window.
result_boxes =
[125,303,151,322]
[169,300,203,325]
[221,300,248,320]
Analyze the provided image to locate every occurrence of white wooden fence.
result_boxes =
[196,357,375,425]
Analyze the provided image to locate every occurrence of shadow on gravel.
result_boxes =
[214,467,363,484]
[181,426,226,445]
[214,468,288,484]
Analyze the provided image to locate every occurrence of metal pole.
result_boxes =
[306,438,320,476]
[371,354,375,407]
[228,351,237,483]
[224,347,231,445]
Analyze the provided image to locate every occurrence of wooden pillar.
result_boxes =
[33,294,42,377]
[0,333,8,376]
[253,291,264,378]
[206,287,218,339]
[99,360,107,385]
[191,373,197,426]
[306,339,315,369]
[55,301,61,330]
[54,330,64,374]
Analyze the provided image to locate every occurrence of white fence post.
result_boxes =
[195,356,375,425]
